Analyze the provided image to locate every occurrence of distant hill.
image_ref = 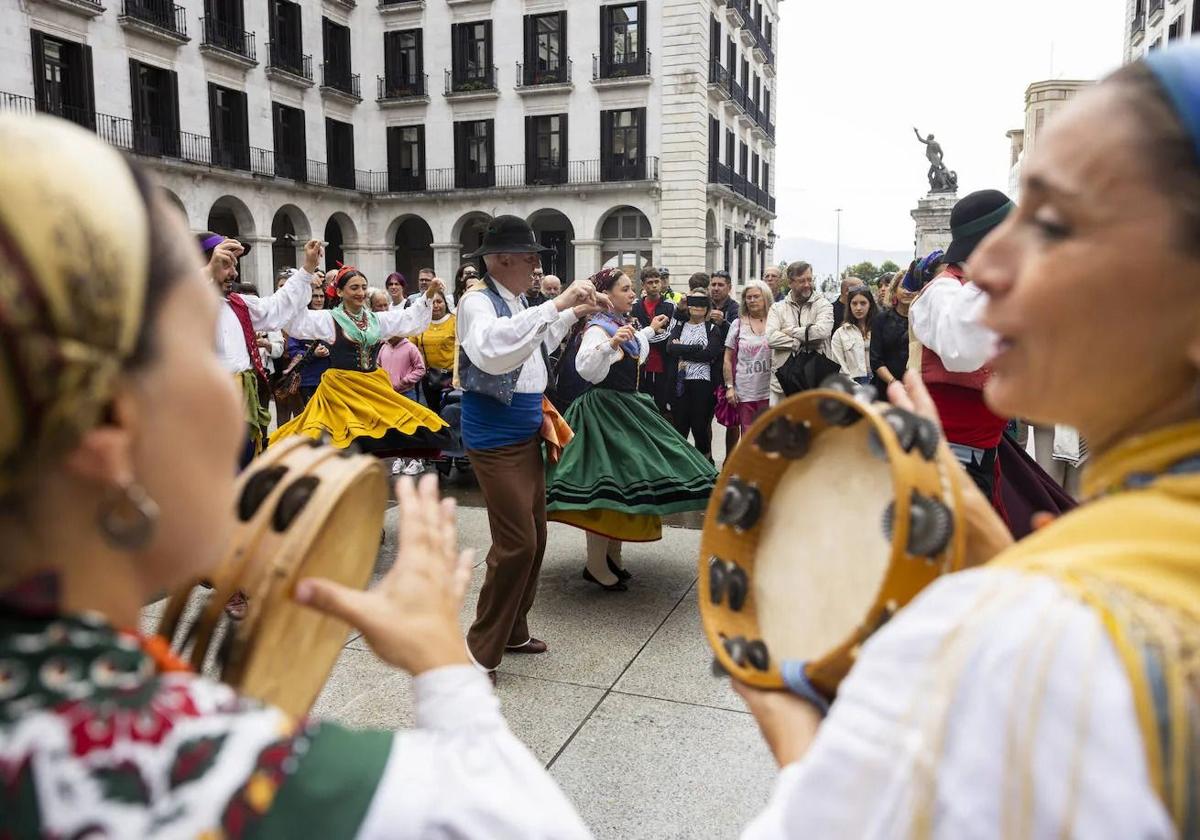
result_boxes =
[772,237,914,280]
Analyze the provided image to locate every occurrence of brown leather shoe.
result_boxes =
[504,638,548,654]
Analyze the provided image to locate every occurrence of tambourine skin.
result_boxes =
[698,384,969,700]
[160,442,388,719]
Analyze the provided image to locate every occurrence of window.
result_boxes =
[600,210,651,241]
[30,31,95,129]
[454,119,494,188]
[708,116,720,178]
[525,114,568,185]
[204,0,246,54]
[723,228,732,272]
[601,108,646,181]
[208,83,249,170]
[727,39,736,85]
[763,89,772,122]
[752,76,761,110]
[524,12,567,84]
[384,29,424,95]
[322,18,353,90]
[739,141,749,178]
[1169,15,1185,40]
[387,125,425,191]
[751,151,759,187]
[269,0,304,74]
[326,118,355,189]
[129,60,180,157]
[724,128,735,169]
[600,2,647,77]
[272,102,307,181]
[762,161,770,195]
[1193,0,1200,33]
[710,16,721,61]
[451,21,493,89]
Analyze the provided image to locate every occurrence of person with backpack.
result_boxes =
[546,269,718,590]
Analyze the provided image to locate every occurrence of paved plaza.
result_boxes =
[141,434,778,840]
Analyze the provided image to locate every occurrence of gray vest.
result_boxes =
[458,276,550,406]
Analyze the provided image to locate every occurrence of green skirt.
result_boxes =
[546,388,717,540]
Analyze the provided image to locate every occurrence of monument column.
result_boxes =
[910,193,956,257]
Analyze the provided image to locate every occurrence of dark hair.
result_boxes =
[640,266,661,282]
[1110,62,1200,255]
[126,162,196,368]
[234,282,258,296]
[688,272,710,291]
[710,271,731,285]
[418,267,436,278]
[786,260,812,280]
[842,285,879,337]
[335,268,365,290]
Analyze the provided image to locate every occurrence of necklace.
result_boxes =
[346,307,368,329]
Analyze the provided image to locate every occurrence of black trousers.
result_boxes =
[673,379,716,456]
[422,380,446,414]
[638,370,671,415]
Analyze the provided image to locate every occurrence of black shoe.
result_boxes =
[582,567,628,591]
[606,556,633,581]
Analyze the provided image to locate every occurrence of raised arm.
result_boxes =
[376,296,433,339]
[244,240,324,332]
[910,276,994,372]
[460,280,596,376]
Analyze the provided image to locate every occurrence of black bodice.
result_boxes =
[596,351,639,392]
[329,322,381,372]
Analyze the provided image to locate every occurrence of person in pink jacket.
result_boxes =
[372,290,428,475]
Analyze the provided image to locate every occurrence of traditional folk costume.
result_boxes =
[0,115,590,839]
[743,420,1200,838]
[546,304,718,585]
[270,271,450,456]
[455,216,578,673]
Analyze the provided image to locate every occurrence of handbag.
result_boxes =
[775,324,841,396]
[423,367,454,392]
[271,342,317,400]
[714,320,739,427]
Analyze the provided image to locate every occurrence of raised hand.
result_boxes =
[555,278,598,312]
[303,239,324,274]
[610,325,636,348]
[650,314,670,333]
[294,474,474,676]
[425,277,446,299]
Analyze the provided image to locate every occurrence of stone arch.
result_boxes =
[159,188,188,226]
[452,211,492,261]
[323,211,359,271]
[387,214,435,286]
[270,204,312,277]
[526,208,575,280]
[206,194,255,240]
[597,205,654,279]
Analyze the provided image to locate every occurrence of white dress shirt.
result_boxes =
[407,289,455,310]
[574,323,654,384]
[457,279,577,394]
[216,269,314,375]
[285,296,432,343]
[357,665,592,839]
[910,274,996,373]
[741,568,1171,839]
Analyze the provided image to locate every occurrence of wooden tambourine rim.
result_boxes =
[226,452,387,719]
[697,387,967,697]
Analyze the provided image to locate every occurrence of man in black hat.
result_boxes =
[455,215,607,682]
[910,189,1015,517]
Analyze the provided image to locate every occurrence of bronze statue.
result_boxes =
[914,127,958,193]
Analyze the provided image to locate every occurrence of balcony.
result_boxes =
[378,0,424,16]
[118,0,188,44]
[1131,10,1146,39]
[708,160,776,214]
[444,66,499,100]
[6,91,95,130]
[708,59,731,102]
[376,158,660,194]
[377,73,430,107]
[515,59,573,95]
[592,50,652,88]
[724,0,747,28]
[31,0,105,17]
[266,43,314,87]
[321,64,362,104]
[1149,0,1165,23]
[199,17,257,69]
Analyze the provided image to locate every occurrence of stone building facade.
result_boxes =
[1005,79,1091,202]
[1126,0,1199,60]
[1,0,779,292]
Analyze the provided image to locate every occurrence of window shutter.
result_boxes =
[415,125,425,175]
[450,23,460,81]
[557,10,567,62]
[79,44,96,129]
[523,14,534,80]
[384,31,396,82]
[165,70,180,157]
[31,31,46,110]
[485,119,495,178]
[600,110,613,179]
[343,25,352,74]
[269,0,279,45]
[559,112,568,176]
[415,29,424,89]
[453,121,464,181]
[599,5,611,66]
[483,20,493,71]
[524,114,535,181]
[207,82,219,163]
[235,89,249,169]
[322,18,329,70]
[635,107,646,178]
[129,59,143,151]
[386,126,399,181]
[636,1,647,70]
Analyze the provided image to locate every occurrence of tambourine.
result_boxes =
[698,376,972,704]
[159,437,388,718]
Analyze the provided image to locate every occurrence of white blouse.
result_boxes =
[574,324,655,384]
[740,568,1171,839]
[829,324,870,379]
[216,268,314,374]
[285,295,433,343]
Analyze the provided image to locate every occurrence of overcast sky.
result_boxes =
[773,0,1128,258]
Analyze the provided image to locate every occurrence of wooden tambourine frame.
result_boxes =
[698,378,970,700]
[159,437,388,718]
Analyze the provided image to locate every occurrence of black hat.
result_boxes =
[944,190,1014,265]
[464,215,554,259]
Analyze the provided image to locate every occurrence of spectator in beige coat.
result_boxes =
[765,260,835,405]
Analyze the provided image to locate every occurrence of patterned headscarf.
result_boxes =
[0,114,149,496]
[588,267,625,295]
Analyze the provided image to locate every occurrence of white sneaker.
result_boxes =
[402,459,425,476]
[391,458,405,476]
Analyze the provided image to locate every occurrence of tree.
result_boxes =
[842,261,879,283]
[880,260,901,275]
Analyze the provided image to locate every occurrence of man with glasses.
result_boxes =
[407,267,455,310]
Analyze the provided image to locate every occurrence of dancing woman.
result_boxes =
[271,265,451,455]
[546,269,718,590]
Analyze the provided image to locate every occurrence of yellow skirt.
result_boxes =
[270,368,451,454]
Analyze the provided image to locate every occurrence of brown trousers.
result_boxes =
[466,435,548,670]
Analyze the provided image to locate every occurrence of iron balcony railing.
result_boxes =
[321,64,361,98]
[121,0,187,37]
[724,0,749,23]
[446,65,498,94]
[1150,0,1165,16]
[708,160,776,213]
[267,43,312,80]
[516,58,572,87]
[201,17,256,60]
[709,58,731,88]
[378,73,428,99]
[594,49,651,80]
[1131,11,1146,35]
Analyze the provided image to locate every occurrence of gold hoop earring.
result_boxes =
[98,482,159,551]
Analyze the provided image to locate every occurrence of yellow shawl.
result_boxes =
[993,419,1200,832]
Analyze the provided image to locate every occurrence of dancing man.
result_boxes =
[455,216,605,682]
[201,233,318,467]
